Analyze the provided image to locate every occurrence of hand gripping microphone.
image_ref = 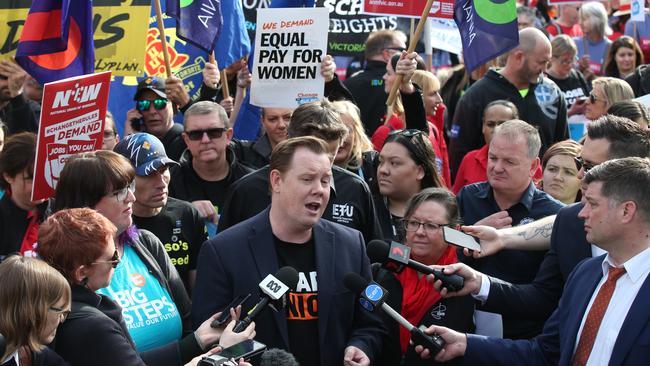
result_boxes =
[367,239,464,292]
[343,273,445,356]
[233,266,299,333]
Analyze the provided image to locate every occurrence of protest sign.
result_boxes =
[251,7,329,108]
[547,0,585,4]
[1,0,149,76]
[429,18,462,54]
[631,0,645,22]
[362,0,454,19]
[33,71,112,201]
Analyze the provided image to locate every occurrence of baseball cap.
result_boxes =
[133,76,166,100]
[113,133,179,176]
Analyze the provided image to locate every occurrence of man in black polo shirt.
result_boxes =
[114,133,207,292]
[169,101,252,237]
[457,119,563,339]
[218,99,382,244]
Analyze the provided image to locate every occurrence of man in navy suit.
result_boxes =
[438,116,650,323]
[418,156,650,365]
[192,136,385,366]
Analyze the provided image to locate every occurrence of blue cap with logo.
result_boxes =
[113,133,179,176]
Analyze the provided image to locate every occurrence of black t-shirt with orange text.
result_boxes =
[274,235,320,365]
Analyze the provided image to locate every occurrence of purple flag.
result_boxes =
[15,0,94,84]
[454,0,519,72]
[166,0,223,53]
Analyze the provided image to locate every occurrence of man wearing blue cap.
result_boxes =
[114,133,207,292]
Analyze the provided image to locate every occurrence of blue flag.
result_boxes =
[213,0,251,68]
[232,0,314,140]
[166,0,223,53]
[453,0,518,72]
[15,0,94,84]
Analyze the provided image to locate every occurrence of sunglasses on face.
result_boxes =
[136,98,168,112]
[185,127,227,141]
[92,249,121,269]
[388,129,424,138]
[588,92,605,104]
[384,46,406,52]
[574,156,596,173]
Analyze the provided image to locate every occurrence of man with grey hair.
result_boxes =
[169,101,252,229]
[457,119,564,339]
[344,29,408,134]
[449,27,569,179]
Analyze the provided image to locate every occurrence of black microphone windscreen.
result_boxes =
[366,239,390,263]
[275,266,299,290]
[260,348,299,366]
[343,272,369,294]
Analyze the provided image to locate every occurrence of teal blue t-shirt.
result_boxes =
[97,245,182,352]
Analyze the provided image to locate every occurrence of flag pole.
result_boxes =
[221,70,230,99]
[386,0,435,107]
[153,0,173,78]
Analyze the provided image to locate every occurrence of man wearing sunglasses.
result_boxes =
[430,116,650,340]
[169,101,252,230]
[126,76,188,161]
[344,29,407,135]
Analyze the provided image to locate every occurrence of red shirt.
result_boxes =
[546,23,583,38]
[372,114,452,188]
[452,145,543,194]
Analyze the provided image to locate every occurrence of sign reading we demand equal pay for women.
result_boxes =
[251,7,329,108]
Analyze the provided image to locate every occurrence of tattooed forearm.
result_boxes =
[516,222,554,241]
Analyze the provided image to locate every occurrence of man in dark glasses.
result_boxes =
[169,101,252,231]
[126,76,187,161]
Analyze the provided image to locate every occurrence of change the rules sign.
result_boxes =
[251,7,329,108]
[32,71,112,201]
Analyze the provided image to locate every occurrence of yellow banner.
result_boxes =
[0,2,149,77]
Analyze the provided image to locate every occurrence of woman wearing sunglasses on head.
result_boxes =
[51,151,200,354]
[584,76,635,121]
[372,189,474,366]
[0,256,70,366]
[374,129,445,241]
[38,208,255,366]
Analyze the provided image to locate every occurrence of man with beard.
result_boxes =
[114,133,207,292]
[449,27,569,178]
[0,60,39,135]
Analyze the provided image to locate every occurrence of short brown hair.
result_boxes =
[0,256,70,358]
[54,150,135,211]
[542,140,582,168]
[0,132,36,190]
[404,188,460,227]
[364,29,407,59]
[269,136,332,177]
[287,100,349,142]
[38,208,117,285]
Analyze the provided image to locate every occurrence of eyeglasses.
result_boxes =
[136,98,168,112]
[111,181,135,202]
[185,127,227,141]
[92,249,121,269]
[404,220,448,234]
[574,156,596,173]
[588,92,605,104]
[384,46,406,52]
[49,306,71,322]
[553,55,578,66]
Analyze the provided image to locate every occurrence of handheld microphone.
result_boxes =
[343,273,445,356]
[260,348,299,366]
[367,239,464,292]
[233,266,299,332]
[0,332,5,359]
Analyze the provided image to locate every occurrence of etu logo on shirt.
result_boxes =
[332,203,354,224]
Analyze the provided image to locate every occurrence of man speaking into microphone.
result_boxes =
[193,135,385,366]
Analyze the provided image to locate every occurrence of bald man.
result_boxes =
[449,28,569,181]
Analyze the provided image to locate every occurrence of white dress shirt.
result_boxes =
[573,246,650,365]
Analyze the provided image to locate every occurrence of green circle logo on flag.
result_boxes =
[180,0,194,7]
[475,0,517,25]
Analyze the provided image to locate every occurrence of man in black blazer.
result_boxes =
[193,136,385,366]
[435,116,650,322]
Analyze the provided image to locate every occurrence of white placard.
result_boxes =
[428,18,462,55]
[251,7,329,108]
[632,0,645,22]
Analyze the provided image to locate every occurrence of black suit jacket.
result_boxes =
[193,208,386,365]
[482,203,592,320]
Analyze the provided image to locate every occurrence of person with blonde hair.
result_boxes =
[0,255,71,365]
[547,35,591,117]
[585,76,635,120]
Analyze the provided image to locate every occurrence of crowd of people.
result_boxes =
[2,1,650,365]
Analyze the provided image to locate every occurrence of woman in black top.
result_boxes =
[0,256,70,366]
[38,208,255,366]
[546,35,591,118]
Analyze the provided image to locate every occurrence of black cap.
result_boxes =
[133,76,166,100]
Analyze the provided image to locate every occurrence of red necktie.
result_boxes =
[572,266,627,366]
